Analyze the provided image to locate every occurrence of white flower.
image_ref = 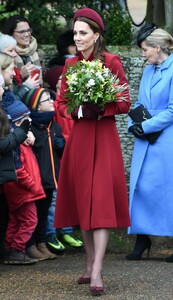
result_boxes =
[65,59,128,113]
[87,79,95,87]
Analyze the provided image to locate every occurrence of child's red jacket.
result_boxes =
[4,144,45,210]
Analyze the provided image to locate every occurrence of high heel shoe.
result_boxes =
[126,235,152,260]
[77,276,91,284]
[90,286,104,296]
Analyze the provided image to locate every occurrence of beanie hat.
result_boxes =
[0,32,17,52]
[22,88,55,111]
[2,90,30,122]
[137,23,158,47]
[56,30,75,53]
[0,74,4,86]
[73,8,104,31]
[43,65,64,92]
[22,88,47,110]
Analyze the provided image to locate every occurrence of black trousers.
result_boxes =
[26,188,53,247]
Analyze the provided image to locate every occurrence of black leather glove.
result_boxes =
[19,119,31,133]
[129,123,146,139]
[82,102,103,119]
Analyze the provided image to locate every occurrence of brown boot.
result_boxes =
[37,242,57,259]
[26,244,49,261]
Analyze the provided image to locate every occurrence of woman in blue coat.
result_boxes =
[127,23,173,262]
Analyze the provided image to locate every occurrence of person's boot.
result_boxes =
[26,244,50,261]
[3,249,38,265]
[37,242,57,259]
[126,235,152,260]
[166,254,173,262]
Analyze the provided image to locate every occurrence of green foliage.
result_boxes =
[65,59,128,113]
[0,0,134,45]
[103,3,134,46]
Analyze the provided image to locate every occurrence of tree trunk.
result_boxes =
[146,0,165,27]
[164,0,173,35]
[146,0,173,35]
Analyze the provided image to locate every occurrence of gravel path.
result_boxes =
[0,250,173,300]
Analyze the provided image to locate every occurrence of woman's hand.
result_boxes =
[20,62,36,79]
[24,74,40,88]
[129,123,146,139]
[82,102,103,119]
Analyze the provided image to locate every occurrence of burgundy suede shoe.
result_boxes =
[90,286,104,296]
[77,276,91,284]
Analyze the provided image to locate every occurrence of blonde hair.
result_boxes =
[0,52,14,70]
[145,28,173,53]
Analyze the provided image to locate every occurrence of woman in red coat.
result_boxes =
[54,8,131,295]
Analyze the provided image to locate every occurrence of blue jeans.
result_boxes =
[46,188,73,236]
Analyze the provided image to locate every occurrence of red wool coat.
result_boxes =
[53,94,74,141]
[4,144,45,210]
[54,52,131,230]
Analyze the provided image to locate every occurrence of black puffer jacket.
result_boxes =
[31,120,65,189]
[0,128,27,184]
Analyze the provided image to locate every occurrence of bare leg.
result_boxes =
[81,230,95,278]
[91,228,110,287]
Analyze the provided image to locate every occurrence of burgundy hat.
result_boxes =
[43,65,64,92]
[73,8,104,31]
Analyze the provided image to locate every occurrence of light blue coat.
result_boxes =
[128,53,173,236]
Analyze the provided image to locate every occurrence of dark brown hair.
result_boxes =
[0,106,9,137]
[2,15,30,36]
[74,16,108,62]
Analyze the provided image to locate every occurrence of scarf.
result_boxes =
[30,111,55,126]
[14,36,40,69]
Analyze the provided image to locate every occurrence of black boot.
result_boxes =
[166,255,173,263]
[126,235,152,260]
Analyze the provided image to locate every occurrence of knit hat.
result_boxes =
[2,90,30,122]
[43,65,64,92]
[0,32,17,52]
[73,8,104,31]
[0,74,4,86]
[22,88,55,111]
[137,23,158,47]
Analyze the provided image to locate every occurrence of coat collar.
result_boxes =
[145,53,173,100]
[78,51,94,61]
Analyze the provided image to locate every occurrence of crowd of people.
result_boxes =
[0,6,173,297]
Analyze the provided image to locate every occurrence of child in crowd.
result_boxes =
[0,64,31,260]
[46,71,83,253]
[22,88,66,260]
[2,96,45,265]
[44,30,83,250]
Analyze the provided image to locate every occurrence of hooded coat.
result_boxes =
[128,53,173,236]
[4,144,45,210]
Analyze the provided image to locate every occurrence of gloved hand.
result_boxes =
[53,135,66,158]
[53,136,66,149]
[19,119,31,133]
[82,102,103,119]
[129,123,146,139]
[71,108,79,120]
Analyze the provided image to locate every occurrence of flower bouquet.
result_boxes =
[65,59,128,114]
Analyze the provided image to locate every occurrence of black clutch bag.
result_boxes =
[128,104,162,144]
